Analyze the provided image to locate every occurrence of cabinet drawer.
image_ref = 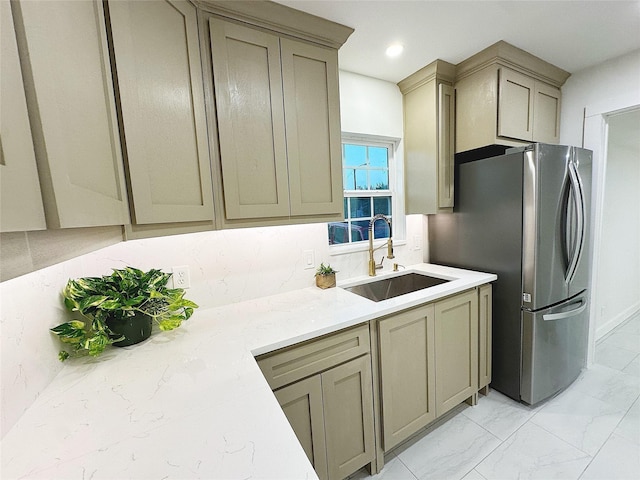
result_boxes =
[257,325,370,389]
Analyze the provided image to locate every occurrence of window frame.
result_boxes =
[329,132,405,255]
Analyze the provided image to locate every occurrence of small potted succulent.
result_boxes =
[50,267,198,361]
[315,263,337,289]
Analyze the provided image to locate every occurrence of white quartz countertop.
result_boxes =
[1,263,496,479]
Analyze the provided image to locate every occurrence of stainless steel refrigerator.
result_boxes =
[429,143,592,405]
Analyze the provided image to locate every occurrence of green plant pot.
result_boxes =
[106,312,152,347]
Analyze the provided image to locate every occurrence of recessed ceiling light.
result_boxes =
[385,43,404,58]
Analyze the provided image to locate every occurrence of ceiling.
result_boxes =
[275,1,640,83]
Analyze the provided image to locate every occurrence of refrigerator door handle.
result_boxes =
[565,158,586,283]
[542,299,587,321]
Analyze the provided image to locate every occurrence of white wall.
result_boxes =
[340,70,404,138]
[0,71,425,437]
[560,49,640,147]
[560,49,640,347]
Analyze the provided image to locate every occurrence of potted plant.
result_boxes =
[315,263,337,289]
[50,267,198,361]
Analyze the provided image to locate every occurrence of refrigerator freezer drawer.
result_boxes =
[520,293,589,405]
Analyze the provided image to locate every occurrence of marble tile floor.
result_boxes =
[352,312,640,480]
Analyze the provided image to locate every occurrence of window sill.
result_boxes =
[328,239,407,256]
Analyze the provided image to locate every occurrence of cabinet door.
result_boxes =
[209,18,289,220]
[498,67,535,141]
[275,376,328,480]
[322,355,375,480]
[479,284,493,390]
[107,0,213,224]
[533,82,561,144]
[434,290,479,416]
[403,78,438,214]
[0,0,45,232]
[281,39,343,217]
[13,0,128,228]
[454,66,501,154]
[437,83,455,209]
[378,304,436,450]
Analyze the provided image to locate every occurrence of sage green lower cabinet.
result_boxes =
[478,284,493,392]
[274,376,328,480]
[377,304,436,451]
[259,286,492,474]
[257,325,375,480]
[434,289,479,416]
[377,287,490,450]
[322,355,375,480]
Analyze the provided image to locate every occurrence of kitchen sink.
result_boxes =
[343,272,451,302]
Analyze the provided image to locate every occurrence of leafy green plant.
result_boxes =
[316,263,337,276]
[51,267,198,361]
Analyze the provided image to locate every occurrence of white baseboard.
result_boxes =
[596,301,640,340]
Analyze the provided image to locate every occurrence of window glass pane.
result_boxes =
[334,138,395,247]
[352,220,370,241]
[349,197,371,218]
[343,169,355,190]
[328,222,349,245]
[355,169,368,190]
[370,170,389,190]
[344,144,366,167]
[369,147,388,168]
[374,196,392,216]
[372,219,390,239]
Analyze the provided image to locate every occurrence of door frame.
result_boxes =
[583,98,640,366]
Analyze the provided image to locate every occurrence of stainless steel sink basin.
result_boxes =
[343,272,450,302]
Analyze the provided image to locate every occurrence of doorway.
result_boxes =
[587,107,640,364]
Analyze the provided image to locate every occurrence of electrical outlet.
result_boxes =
[172,265,191,289]
[303,250,315,270]
[413,235,422,251]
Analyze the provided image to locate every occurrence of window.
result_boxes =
[328,135,402,246]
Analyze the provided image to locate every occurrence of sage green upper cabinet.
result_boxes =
[455,41,569,153]
[398,60,456,214]
[532,81,562,144]
[107,0,214,225]
[12,0,129,228]
[209,18,290,220]
[498,67,536,141]
[0,0,45,233]
[204,3,352,227]
[498,67,562,144]
[280,39,342,217]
